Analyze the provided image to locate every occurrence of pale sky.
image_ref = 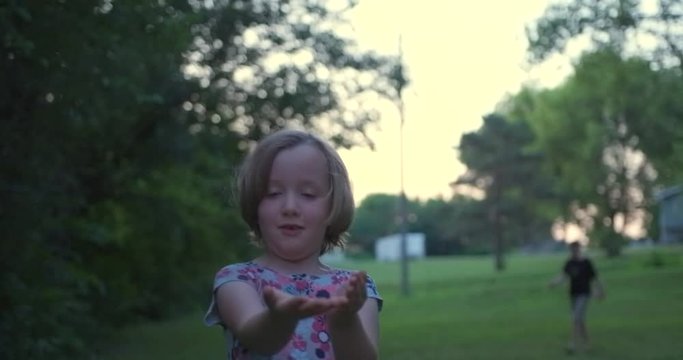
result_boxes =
[337,0,573,202]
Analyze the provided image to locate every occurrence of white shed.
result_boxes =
[374,233,426,261]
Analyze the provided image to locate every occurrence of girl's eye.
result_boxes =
[300,188,321,198]
[267,190,282,197]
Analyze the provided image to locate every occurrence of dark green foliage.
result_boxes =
[349,194,402,253]
[521,0,683,256]
[508,49,682,256]
[456,114,555,270]
[525,0,683,69]
[0,1,396,358]
[526,0,683,186]
[349,194,514,257]
[0,1,234,358]
[348,193,430,254]
[1,2,204,358]
[412,197,467,256]
[182,0,402,149]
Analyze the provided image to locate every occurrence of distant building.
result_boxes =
[374,233,426,261]
[655,185,683,243]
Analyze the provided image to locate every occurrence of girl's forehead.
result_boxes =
[268,144,329,181]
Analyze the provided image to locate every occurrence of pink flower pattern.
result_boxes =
[206,261,382,360]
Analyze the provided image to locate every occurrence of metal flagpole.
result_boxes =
[398,35,410,297]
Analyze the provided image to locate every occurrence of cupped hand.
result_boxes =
[263,286,346,321]
[327,271,368,323]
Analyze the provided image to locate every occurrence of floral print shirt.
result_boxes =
[204,261,383,360]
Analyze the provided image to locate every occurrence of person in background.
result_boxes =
[204,129,382,360]
[549,241,605,354]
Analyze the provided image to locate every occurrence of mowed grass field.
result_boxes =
[104,245,683,359]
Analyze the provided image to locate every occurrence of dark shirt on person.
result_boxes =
[563,258,596,296]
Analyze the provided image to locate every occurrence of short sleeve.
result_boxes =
[587,259,597,278]
[365,274,383,312]
[203,263,259,327]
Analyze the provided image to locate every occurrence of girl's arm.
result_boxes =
[327,272,380,360]
[215,282,342,355]
[328,298,379,360]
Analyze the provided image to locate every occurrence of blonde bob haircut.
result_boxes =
[237,129,355,254]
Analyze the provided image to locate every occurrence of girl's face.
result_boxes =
[257,144,331,262]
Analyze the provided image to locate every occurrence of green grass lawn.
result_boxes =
[103,246,683,359]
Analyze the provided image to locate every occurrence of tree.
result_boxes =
[349,193,405,254]
[526,0,683,71]
[456,114,551,270]
[0,1,399,358]
[526,0,683,185]
[515,50,676,255]
[183,0,402,149]
[412,197,463,256]
[414,196,499,256]
[525,0,683,254]
[350,194,495,257]
[1,2,210,358]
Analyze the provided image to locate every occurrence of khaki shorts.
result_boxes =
[570,294,590,322]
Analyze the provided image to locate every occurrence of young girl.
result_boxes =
[204,129,382,360]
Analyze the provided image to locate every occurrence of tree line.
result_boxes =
[349,0,683,270]
[0,1,400,359]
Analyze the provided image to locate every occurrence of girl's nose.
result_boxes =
[281,192,299,215]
